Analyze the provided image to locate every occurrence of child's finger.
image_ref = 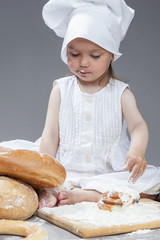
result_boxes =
[142,162,147,173]
[123,160,134,172]
[123,163,128,170]
[128,165,139,183]
[128,165,144,183]
[129,173,139,184]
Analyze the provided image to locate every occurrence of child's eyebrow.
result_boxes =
[68,46,102,52]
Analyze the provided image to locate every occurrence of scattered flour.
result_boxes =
[29,216,46,226]
[40,201,160,228]
[127,229,155,235]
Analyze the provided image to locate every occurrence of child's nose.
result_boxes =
[80,56,89,67]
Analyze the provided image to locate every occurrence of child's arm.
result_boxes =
[38,85,60,208]
[39,85,60,157]
[121,88,148,183]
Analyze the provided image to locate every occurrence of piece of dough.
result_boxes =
[0,147,66,189]
[0,176,38,220]
[98,187,140,212]
[0,220,48,239]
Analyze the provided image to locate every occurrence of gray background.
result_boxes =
[0,0,159,166]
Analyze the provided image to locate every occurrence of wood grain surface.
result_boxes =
[37,199,160,238]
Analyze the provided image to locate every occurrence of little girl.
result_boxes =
[38,0,160,208]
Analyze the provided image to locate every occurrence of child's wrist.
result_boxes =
[128,146,145,156]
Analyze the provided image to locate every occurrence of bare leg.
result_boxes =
[57,189,159,206]
[38,188,159,209]
[57,188,101,206]
[140,193,158,200]
[38,188,58,209]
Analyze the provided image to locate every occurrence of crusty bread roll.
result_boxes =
[0,220,48,239]
[0,176,38,220]
[0,147,66,189]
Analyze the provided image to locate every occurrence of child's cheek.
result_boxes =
[68,60,75,71]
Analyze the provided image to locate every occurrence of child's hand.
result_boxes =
[38,188,58,209]
[124,150,147,184]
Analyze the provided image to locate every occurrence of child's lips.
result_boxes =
[79,70,90,75]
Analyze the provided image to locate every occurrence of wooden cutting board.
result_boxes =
[37,199,160,238]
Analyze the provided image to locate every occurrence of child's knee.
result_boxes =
[38,188,58,208]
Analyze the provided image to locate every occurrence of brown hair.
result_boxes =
[108,63,126,83]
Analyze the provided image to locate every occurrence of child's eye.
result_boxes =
[70,53,80,57]
[91,55,101,59]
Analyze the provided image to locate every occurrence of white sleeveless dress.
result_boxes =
[53,76,160,194]
[0,75,160,195]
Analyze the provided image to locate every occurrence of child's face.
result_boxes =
[67,38,113,82]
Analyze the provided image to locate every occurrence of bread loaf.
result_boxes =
[0,147,66,189]
[0,220,48,239]
[0,176,38,220]
[0,146,11,152]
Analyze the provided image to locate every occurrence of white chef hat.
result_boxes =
[42,0,135,64]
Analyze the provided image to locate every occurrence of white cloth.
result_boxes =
[1,76,160,195]
[42,0,135,63]
[0,139,40,152]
